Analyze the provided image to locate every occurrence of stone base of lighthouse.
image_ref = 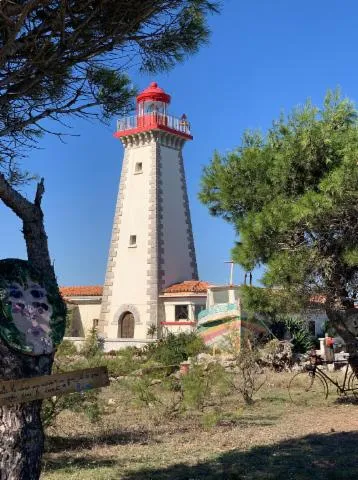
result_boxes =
[99,130,198,342]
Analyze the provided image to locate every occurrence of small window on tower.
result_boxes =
[175,305,189,321]
[129,235,137,247]
[134,162,143,174]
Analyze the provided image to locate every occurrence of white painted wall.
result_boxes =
[162,296,206,322]
[102,132,198,343]
[68,300,101,337]
[160,145,194,288]
[105,143,152,339]
[78,303,101,335]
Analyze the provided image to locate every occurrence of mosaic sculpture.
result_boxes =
[0,259,66,355]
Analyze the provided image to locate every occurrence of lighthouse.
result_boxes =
[99,82,199,343]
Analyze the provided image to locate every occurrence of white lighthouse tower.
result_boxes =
[99,82,198,343]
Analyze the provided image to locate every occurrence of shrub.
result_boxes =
[147,324,157,339]
[104,349,139,376]
[180,362,223,411]
[270,315,314,353]
[42,389,102,428]
[146,332,206,367]
[81,327,103,358]
[225,332,266,405]
[42,357,103,428]
[55,339,77,357]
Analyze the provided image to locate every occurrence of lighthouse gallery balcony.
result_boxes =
[115,113,192,139]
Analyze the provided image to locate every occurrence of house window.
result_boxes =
[194,305,205,319]
[175,305,189,321]
[129,235,137,247]
[135,162,143,174]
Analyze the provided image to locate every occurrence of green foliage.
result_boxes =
[129,360,227,418]
[42,352,104,428]
[42,389,102,428]
[270,316,313,353]
[225,332,265,405]
[55,339,78,357]
[147,324,157,339]
[0,0,219,174]
[80,327,103,358]
[145,332,207,366]
[181,362,225,411]
[104,348,141,376]
[200,90,358,340]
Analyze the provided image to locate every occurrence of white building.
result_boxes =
[60,82,332,351]
[62,83,208,350]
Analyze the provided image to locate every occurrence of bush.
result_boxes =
[145,332,206,367]
[55,339,77,357]
[81,327,103,358]
[42,357,104,428]
[104,348,140,376]
[225,331,266,405]
[181,362,225,412]
[42,389,102,428]
[270,315,314,353]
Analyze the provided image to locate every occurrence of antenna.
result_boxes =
[224,260,234,285]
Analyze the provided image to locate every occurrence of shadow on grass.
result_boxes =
[43,456,116,473]
[119,431,358,480]
[216,414,280,428]
[46,428,155,453]
[335,396,358,405]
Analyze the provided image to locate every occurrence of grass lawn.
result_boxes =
[41,370,358,480]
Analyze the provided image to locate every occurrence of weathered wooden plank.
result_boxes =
[0,367,109,406]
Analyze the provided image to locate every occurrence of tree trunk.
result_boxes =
[0,175,62,479]
[325,306,358,374]
[0,342,53,480]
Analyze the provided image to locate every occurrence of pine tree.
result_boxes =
[200,91,358,351]
[0,2,219,478]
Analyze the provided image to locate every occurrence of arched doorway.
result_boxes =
[118,311,134,338]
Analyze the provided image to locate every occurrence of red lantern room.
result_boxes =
[115,82,192,140]
[136,82,170,117]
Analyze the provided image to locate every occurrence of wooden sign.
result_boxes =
[0,367,109,406]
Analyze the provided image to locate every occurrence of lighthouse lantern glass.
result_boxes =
[141,100,166,116]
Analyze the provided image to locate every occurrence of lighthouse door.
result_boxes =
[118,312,134,338]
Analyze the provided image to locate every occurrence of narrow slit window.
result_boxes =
[129,235,137,247]
[135,162,143,174]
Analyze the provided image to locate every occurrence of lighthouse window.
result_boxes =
[134,162,143,174]
[129,235,137,247]
[175,305,189,321]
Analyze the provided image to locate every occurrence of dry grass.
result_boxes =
[41,370,358,480]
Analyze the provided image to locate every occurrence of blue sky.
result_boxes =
[1,0,358,287]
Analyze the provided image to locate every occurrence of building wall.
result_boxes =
[100,131,198,342]
[68,301,101,337]
[160,145,197,288]
[303,310,327,337]
[162,296,206,322]
[102,140,152,339]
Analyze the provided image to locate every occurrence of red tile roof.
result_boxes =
[60,286,103,297]
[310,294,326,305]
[163,280,210,294]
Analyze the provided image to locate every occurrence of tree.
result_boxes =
[0,1,219,479]
[199,91,358,352]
